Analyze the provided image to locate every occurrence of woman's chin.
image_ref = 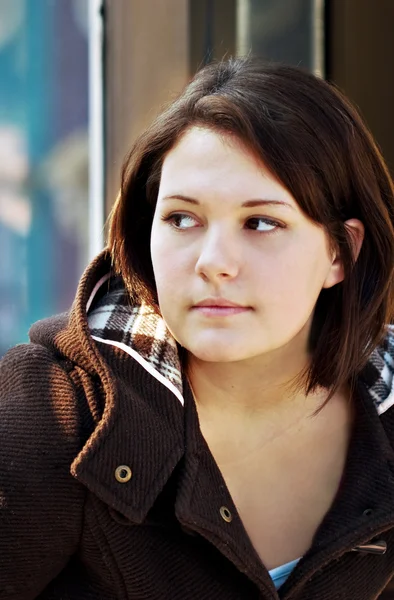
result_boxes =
[185,341,249,364]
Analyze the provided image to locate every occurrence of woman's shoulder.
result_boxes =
[0,338,89,461]
[1,335,75,402]
[0,340,88,596]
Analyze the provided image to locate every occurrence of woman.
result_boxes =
[1,57,394,600]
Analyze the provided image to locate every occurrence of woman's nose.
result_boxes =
[194,229,240,281]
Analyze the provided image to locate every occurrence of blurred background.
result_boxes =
[0,0,393,363]
[0,1,393,596]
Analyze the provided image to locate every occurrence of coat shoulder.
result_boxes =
[0,341,88,471]
[1,341,77,421]
[0,343,88,598]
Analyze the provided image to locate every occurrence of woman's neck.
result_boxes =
[186,350,353,456]
[186,344,315,416]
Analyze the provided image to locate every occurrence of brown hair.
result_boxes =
[108,57,394,400]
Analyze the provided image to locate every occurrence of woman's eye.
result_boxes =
[162,213,198,229]
[246,217,280,232]
[161,214,282,233]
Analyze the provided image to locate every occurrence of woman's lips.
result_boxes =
[191,306,251,317]
[191,298,251,317]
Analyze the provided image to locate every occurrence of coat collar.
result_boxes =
[28,250,183,523]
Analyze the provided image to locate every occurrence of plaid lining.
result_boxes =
[360,331,394,415]
[87,274,394,413]
[88,276,183,393]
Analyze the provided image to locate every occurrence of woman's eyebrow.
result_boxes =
[161,194,295,210]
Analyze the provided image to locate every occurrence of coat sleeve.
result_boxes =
[0,343,86,600]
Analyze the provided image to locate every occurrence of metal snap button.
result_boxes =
[220,506,232,523]
[115,465,132,483]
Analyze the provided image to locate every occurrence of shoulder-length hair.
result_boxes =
[108,57,394,399]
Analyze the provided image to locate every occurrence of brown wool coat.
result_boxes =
[1,250,394,600]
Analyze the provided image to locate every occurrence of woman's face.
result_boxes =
[150,127,344,364]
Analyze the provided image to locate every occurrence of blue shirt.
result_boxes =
[269,557,301,589]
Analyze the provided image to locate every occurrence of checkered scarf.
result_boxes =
[87,275,394,414]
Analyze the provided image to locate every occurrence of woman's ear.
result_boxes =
[345,218,365,262]
[323,219,365,289]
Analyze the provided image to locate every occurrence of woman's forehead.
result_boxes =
[159,127,298,211]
